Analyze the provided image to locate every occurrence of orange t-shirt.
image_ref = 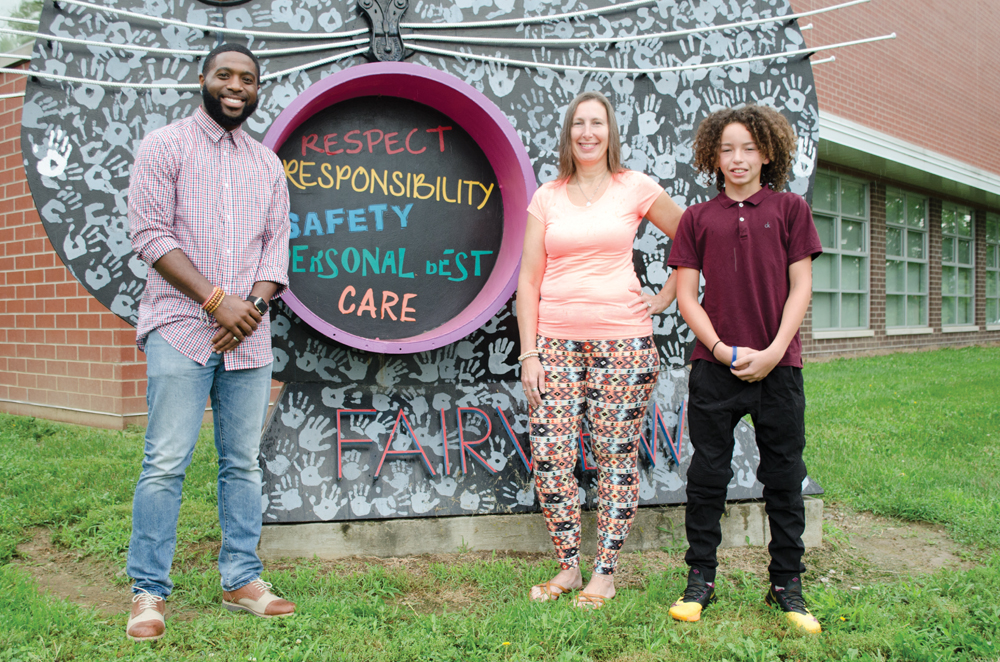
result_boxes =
[527,170,664,340]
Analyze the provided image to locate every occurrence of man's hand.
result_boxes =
[731,345,782,382]
[211,295,262,353]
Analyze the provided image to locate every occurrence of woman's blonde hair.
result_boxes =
[556,91,624,181]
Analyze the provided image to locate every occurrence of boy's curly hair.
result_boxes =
[691,105,797,193]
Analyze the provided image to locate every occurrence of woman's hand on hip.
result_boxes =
[521,356,546,408]
[628,286,670,320]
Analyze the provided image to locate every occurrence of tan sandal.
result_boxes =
[575,592,609,610]
[530,581,573,602]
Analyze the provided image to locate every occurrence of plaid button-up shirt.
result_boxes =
[129,106,290,369]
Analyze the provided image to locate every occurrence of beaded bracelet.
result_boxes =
[202,286,225,314]
[517,350,540,362]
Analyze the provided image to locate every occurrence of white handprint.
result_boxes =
[321,385,351,409]
[432,393,452,411]
[295,453,330,487]
[457,359,485,383]
[484,390,512,411]
[265,437,296,476]
[487,338,517,375]
[363,416,389,443]
[372,494,397,516]
[486,58,520,98]
[455,338,483,360]
[675,89,703,118]
[459,489,481,511]
[272,314,291,339]
[637,94,664,136]
[434,472,459,497]
[476,491,497,513]
[386,461,414,493]
[281,392,313,430]
[407,393,429,419]
[341,449,370,481]
[21,93,60,129]
[34,128,73,178]
[485,438,508,472]
[502,483,535,507]
[408,487,440,514]
[651,136,676,180]
[349,484,372,517]
[376,362,406,389]
[782,73,813,113]
[650,54,679,96]
[793,135,816,179]
[341,350,370,381]
[298,416,334,452]
[409,351,439,383]
[270,475,302,511]
[309,483,347,521]
[480,309,511,334]
[652,462,684,491]
[638,471,656,500]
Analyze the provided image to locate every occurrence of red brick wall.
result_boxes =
[799,165,1000,359]
[0,68,149,429]
[791,0,1000,177]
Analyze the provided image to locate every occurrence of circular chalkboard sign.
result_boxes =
[264,63,534,354]
[276,96,504,341]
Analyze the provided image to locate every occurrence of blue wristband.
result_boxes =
[731,346,738,369]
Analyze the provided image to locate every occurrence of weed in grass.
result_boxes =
[657,523,687,555]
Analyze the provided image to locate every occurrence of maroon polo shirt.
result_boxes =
[667,186,822,368]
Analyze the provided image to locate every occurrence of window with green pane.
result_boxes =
[885,188,928,327]
[986,212,1000,326]
[810,171,869,330]
[941,202,974,326]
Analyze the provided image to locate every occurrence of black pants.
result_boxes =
[684,360,808,586]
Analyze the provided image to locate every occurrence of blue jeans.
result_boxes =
[127,330,272,598]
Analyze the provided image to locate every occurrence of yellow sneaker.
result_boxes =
[668,568,717,622]
[765,578,821,635]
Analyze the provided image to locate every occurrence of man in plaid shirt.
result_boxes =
[124,43,294,641]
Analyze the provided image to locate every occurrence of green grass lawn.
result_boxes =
[1,346,999,661]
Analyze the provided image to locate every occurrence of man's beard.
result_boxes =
[201,85,258,129]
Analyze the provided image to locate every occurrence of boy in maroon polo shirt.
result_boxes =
[666,105,823,634]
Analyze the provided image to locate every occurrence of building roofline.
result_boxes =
[818,111,1000,210]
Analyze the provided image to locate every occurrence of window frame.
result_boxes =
[810,171,871,331]
[940,201,975,328]
[985,212,1000,327]
[884,187,929,329]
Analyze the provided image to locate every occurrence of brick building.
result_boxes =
[1,2,997,428]
[0,55,150,429]
[791,0,1000,356]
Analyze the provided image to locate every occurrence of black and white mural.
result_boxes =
[21,0,827,523]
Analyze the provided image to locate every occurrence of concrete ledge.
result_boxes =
[260,497,822,559]
[0,400,149,431]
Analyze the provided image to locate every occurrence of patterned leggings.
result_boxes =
[530,335,659,575]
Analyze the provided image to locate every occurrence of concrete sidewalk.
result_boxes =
[259,498,823,559]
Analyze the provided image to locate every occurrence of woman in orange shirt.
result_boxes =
[518,91,683,609]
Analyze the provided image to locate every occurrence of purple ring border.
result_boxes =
[263,62,535,354]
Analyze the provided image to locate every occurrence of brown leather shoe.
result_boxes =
[126,589,165,641]
[222,578,295,618]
